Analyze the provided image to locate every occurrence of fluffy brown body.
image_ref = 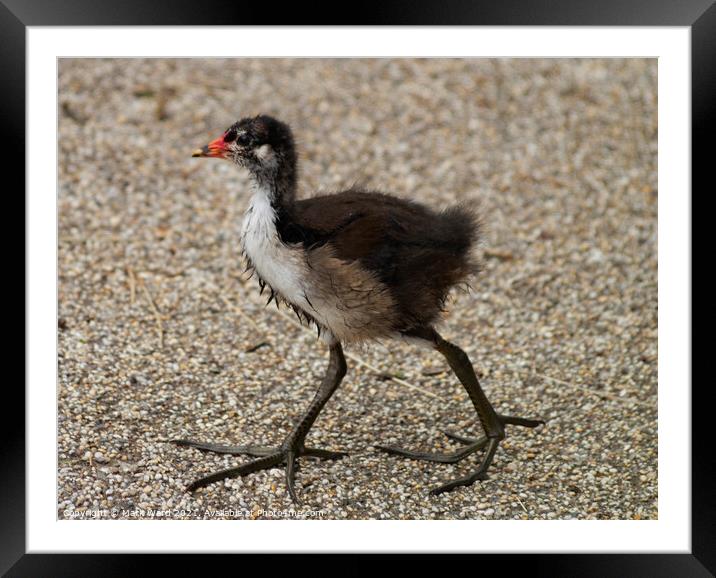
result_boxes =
[243,188,480,343]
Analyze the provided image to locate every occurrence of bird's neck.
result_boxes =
[250,151,297,211]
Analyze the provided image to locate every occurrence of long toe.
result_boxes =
[498,414,545,428]
[376,437,486,464]
[302,447,349,460]
[170,439,277,457]
[186,452,284,492]
[285,450,300,503]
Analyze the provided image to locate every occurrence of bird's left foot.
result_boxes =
[170,438,347,503]
[376,413,544,495]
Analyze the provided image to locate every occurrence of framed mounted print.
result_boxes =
[11,0,712,574]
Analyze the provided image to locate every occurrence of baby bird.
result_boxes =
[172,115,544,502]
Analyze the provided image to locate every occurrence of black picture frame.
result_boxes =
[9,0,711,575]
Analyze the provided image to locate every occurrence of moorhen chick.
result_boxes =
[172,115,544,502]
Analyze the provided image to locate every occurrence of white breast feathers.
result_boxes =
[240,190,308,308]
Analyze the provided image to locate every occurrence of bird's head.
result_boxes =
[192,115,295,177]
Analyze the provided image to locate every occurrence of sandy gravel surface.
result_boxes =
[58,58,657,520]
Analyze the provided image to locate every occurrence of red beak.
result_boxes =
[192,135,228,158]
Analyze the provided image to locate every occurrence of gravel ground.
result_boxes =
[58,58,657,520]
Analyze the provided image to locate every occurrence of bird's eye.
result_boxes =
[237,133,251,146]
